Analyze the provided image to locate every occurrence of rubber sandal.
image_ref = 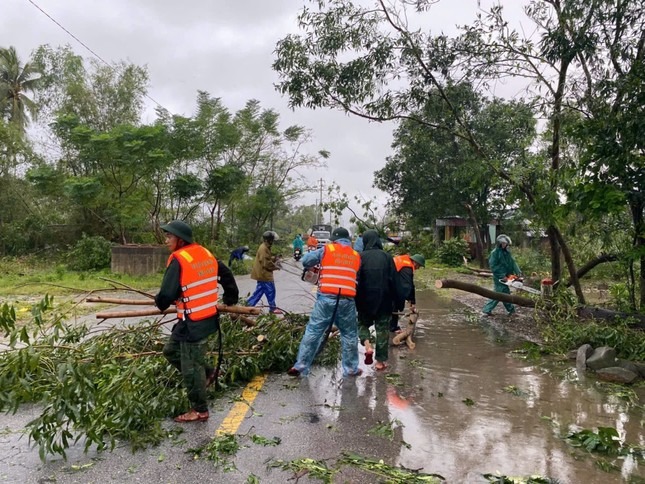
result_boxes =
[364,351,373,365]
[375,363,388,371]
[347,369,363,377]
[287,367,300,377]
[174,410,209,423]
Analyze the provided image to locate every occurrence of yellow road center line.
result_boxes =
[216,374,267,435]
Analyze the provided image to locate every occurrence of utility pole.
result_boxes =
[318,178,324,225]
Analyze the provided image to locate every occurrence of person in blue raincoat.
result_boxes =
[288,227,362,378]
[292,234,305,251]
[228,245,249,267]
[482,234,522,316]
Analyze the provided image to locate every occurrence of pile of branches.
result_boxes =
[0,295,335,460]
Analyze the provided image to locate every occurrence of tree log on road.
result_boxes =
[434,279,536,307]
[435,279,645,326]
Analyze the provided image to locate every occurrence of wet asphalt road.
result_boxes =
[1,260,397,484]
[2,258,645,483]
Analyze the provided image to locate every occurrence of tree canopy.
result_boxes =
[273,0,645,306]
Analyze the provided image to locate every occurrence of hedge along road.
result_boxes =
[2,259,645,483]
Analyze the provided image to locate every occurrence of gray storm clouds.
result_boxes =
[2,0,526,208]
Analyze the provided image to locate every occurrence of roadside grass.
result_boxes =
[0,256,162,324]
[0,256,161,297]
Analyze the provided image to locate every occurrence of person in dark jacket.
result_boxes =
[228,245,250,267]
[247,231,282,314]
[355,229,401,371]
[155,220,239,423]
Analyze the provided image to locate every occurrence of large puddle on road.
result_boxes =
[371,289,645,483]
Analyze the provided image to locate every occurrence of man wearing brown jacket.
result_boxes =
[246,231,282,314]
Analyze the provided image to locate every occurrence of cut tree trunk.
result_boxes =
[434,279,536,307]
[435,279,645,327]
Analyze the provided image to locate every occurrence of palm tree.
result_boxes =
[0,46,41,133]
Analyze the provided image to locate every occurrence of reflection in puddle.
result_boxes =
[368,290,645,482]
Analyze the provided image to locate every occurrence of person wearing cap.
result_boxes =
[355,229,401,371]
[482,234,522,316]
[247,230,282,314]
[390,253,426,332]
[155,220,239,423]
[228,245,250,267]
[288,227,362,378]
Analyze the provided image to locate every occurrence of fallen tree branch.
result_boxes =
[564,253,618,287]
[435,279,536,308]
[95,305,261,319]
[97,277,156,299]
[229,314,257,327]
[436,279,645,326]
[87,297,158,305]
[462,257,492,277]
[577,306,645,326]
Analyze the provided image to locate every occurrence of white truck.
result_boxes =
[310,224,332,249]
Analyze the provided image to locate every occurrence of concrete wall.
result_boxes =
[111,245,168,276]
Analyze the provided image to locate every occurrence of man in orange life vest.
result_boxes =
[288,227,362,377]
[391,253,425,332]
[155,220,239,423]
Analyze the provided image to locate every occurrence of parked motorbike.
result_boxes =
[293,247,302,262]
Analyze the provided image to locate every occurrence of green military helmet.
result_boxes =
[330,227,350,241]
[161,220,193,243]
[410,254,426,268]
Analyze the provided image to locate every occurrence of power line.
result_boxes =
[25,0,170,113]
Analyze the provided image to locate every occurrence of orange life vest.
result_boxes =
[167,244,219,321]
[394,254,415,272]
[319,243,360,297]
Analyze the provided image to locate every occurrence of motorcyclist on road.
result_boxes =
[292,234,305,251]
[306,234,318,251]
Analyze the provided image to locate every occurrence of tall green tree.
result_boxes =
[157,95,329,245]
[0,46,41,133]
[33,44,148,132]
[375,84,536,265]
[48,115,172,243]
[562,1,645,308]
[274,0,644,305]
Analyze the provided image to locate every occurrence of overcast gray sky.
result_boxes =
[2,0,527,210]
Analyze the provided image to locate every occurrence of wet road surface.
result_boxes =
[1,258,644,482]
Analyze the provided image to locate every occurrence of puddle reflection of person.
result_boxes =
[386,386,435,472]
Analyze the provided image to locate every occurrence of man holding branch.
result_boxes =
[155,220,239,423]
